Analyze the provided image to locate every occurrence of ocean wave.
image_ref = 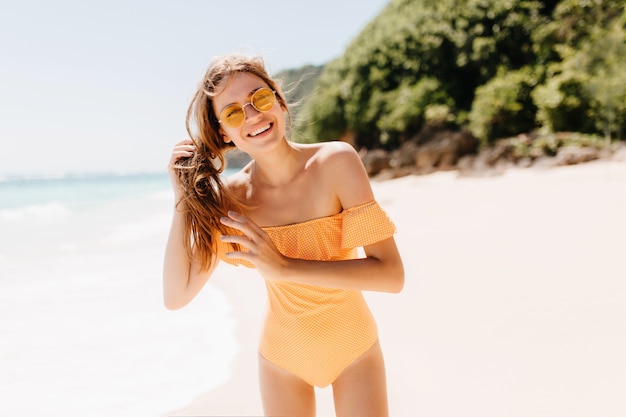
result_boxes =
[0,202,72,224]
[148,189,174,201]
[0,170,166,183]
[101,213,171,245]
[0,265,237,417]
[0,171,172,212]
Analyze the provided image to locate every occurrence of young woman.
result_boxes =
[163,54,404,417]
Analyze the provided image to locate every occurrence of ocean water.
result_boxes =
[0,172,238,417]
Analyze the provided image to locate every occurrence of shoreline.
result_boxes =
[165,159,626,417]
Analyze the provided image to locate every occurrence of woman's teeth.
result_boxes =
[250,124,271,137]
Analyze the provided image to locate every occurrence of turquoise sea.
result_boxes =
[0,171,238,417]
[0,172,172,211]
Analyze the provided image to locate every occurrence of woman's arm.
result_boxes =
[162,140,219,310]
[288,238,403,293]
[163,203,218,309]
[221,218,404,292]
[220,142,404,293]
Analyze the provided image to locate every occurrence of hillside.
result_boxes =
[272,0,625,177]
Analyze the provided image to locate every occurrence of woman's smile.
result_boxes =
[249,123,273,138]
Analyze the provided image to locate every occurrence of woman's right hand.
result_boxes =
[167,139,196,197]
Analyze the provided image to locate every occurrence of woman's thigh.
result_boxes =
[332,340,389,417]
[258,352,316,417]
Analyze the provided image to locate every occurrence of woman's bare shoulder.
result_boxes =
[296,140,360,166]
[297,141,373,207]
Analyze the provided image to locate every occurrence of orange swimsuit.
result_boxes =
[217,201,396,387]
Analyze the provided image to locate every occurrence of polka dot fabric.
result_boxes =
[216,201,396,387]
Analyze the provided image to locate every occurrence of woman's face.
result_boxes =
[213,72,286,156]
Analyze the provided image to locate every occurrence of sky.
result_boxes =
[0,0,390,176]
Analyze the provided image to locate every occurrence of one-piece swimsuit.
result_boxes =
[217,200,396,387]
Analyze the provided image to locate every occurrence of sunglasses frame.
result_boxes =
[218,87,277,128]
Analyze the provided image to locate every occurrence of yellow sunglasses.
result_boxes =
[218,87,277,128]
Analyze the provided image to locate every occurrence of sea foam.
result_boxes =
[0,201,72,224]
[0,173,238,417]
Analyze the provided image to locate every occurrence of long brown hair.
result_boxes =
[172,54,289,270]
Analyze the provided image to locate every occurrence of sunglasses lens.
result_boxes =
[220,105,245,128]
[252,88,276,112]
[219,88,276,128]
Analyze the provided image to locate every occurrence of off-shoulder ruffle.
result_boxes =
[216,200,396,268]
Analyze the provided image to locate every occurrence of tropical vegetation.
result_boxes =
[277,0,625,153]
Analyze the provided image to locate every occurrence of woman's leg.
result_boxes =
[258,353,316,417]
[332,340,389,417]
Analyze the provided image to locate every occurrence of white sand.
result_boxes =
[166,160,626,417]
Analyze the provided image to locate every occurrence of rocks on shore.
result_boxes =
[224,129,625,180]
[360,129,625,180]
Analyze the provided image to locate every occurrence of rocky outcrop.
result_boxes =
[225,130,624,179]
[361,127,478,179]
[360,131,625,180]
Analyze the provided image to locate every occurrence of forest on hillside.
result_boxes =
[276,0,625,163]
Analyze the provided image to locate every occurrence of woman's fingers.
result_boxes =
[167,139,196,197]
[220,211,263,239]
[219,217,258,261]
[219,233,252,247]
[168,140,196,168]
[220,212,279,260]
[219,213,290,279]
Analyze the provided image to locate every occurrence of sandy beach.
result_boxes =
[165,159,626,417]
[1,160,624,417]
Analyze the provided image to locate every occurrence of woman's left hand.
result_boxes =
[219,211,290,280]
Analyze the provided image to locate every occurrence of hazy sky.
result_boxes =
[0,0,389,176]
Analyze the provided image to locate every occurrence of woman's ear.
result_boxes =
[220,129,232,144]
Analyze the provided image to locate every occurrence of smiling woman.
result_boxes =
[163,54,404,417]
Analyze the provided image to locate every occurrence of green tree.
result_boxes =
[292,0,625,150]
[573,22,626,140]
[531,70,596,134]
[469,67,539,146]
[295,0,546,149]
[531,0,625,140]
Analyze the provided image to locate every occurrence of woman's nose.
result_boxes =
[242,102,261,122]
